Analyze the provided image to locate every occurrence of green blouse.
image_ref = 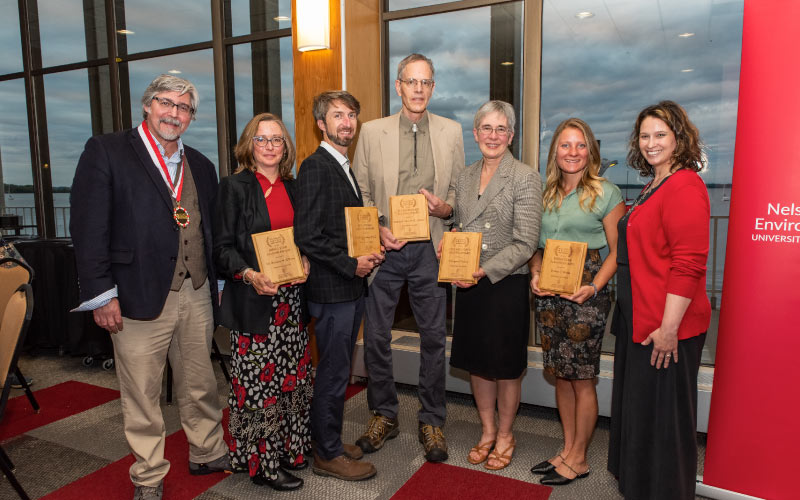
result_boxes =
[538,180,623,250]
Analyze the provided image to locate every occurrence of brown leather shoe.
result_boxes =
[312,453,376,481]
[343,443,364,460]
[356,414,399,453]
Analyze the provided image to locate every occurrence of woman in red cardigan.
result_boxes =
[607,101,711,500]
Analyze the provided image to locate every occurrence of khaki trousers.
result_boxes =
[111,278,226,487]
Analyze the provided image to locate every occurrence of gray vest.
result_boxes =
[170,157,208,290]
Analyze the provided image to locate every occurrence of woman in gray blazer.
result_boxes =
[446,101,542,470]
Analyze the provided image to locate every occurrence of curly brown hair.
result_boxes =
[627,100,705,177]
[233,113,296,179]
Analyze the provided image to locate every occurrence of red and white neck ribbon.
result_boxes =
[138,121,184,201]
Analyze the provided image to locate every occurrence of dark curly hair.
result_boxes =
[627,100,705,177]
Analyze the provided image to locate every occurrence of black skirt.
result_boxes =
[449,273,530,379]
[607,258,706,500]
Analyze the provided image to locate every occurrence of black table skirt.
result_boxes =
[11,238,111,357]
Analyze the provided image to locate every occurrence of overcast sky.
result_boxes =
[1,0,742,204]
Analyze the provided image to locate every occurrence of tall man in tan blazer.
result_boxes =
[352,53,465,462]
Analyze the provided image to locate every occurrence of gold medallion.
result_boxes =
[174,206,190,228]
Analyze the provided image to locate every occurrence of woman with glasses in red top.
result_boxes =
[213,113,311,491]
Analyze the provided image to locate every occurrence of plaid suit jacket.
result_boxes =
[294,145,366,304]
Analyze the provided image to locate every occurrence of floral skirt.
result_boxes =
[228,286,313,480]
[535,250,611,379]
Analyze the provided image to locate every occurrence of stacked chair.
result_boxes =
[0,282,34,499]
[0,257,39,413]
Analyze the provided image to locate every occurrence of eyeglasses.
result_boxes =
[398,78,435,89]
[253,135,285,148]
[151,97,194,115]
[477,125,511,136]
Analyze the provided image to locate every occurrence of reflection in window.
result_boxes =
[0,1,23,74]
[43,70,95,237]
[116,0,211,55]
[228,0,291,37]
[36,0,107,67]
[126,51,218,167]
[230,39,295,169]
[0,80,36,236]
[387,4,523,166]
[539,0,744,364]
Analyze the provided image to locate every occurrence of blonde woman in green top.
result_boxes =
[528,118,625,486]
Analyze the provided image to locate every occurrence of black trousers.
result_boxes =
[309,295,365,460]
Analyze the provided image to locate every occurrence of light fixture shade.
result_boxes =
[297,0,330,52]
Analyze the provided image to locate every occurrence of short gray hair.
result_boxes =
[141,74,199,121]
[312,90,361,123]
[396,53,435,81]
[473,100,516,132]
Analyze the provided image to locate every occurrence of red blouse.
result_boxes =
[255,172,294,229]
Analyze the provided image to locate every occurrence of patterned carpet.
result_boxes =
[1,353,710,499]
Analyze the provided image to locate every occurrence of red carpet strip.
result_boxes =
[0,380,120,441]
[40,382,366,499]
[41,409,233,500]
[391,462,552,500]
[345,381,366,400]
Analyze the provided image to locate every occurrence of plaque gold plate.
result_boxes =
[438,231,483,283]
[344,206,381,257]
[250,227,305,286]
[538,239,588,295]
[389,193,430,242]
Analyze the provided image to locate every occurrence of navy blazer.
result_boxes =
[213,169,307,333]
[70,128,219,320]
[294,146,366,304]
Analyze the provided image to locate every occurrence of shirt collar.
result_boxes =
[399,112,429,134]
[319,140,349,166]
[152,136,184,161]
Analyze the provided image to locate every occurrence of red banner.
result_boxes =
[704,1,800,498]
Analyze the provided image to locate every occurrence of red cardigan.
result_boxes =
[625,169,711,343]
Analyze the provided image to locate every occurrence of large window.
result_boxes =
[539,0,744,364]
[0,79,35,236]
[0,0,294,238]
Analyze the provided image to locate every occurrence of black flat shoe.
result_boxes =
[540,467,590,486]
[280,459,309,471]
[251,468,304,491]
[530,459,555,475]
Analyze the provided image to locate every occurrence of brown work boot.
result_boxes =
[312,453,376,481]
[419,422,448,462]
[356,414,399,453]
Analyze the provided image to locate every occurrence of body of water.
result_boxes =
[2,189,731,290]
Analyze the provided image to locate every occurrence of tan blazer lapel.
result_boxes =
[379,114,400,200]
[428,112,450,200]
[462,151,513,227]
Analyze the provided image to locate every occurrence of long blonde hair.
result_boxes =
[543,118,605,212]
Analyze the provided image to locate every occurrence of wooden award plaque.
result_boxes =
[250,227,306,286]
[538,239,588,295]
[438,231,483,283]
[389,193,430,241]
[344,206,381,257]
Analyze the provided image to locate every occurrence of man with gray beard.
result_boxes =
[70,74,229,500]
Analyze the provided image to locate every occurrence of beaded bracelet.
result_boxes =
[589,282,598,299]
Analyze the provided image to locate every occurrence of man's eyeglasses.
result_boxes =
[398,78,434,89]
[477,125,511,137]
[253,135,285,148]
[151,97,194,115]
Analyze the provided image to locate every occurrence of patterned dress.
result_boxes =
[536,250,611,379]
[228,285,313,480]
